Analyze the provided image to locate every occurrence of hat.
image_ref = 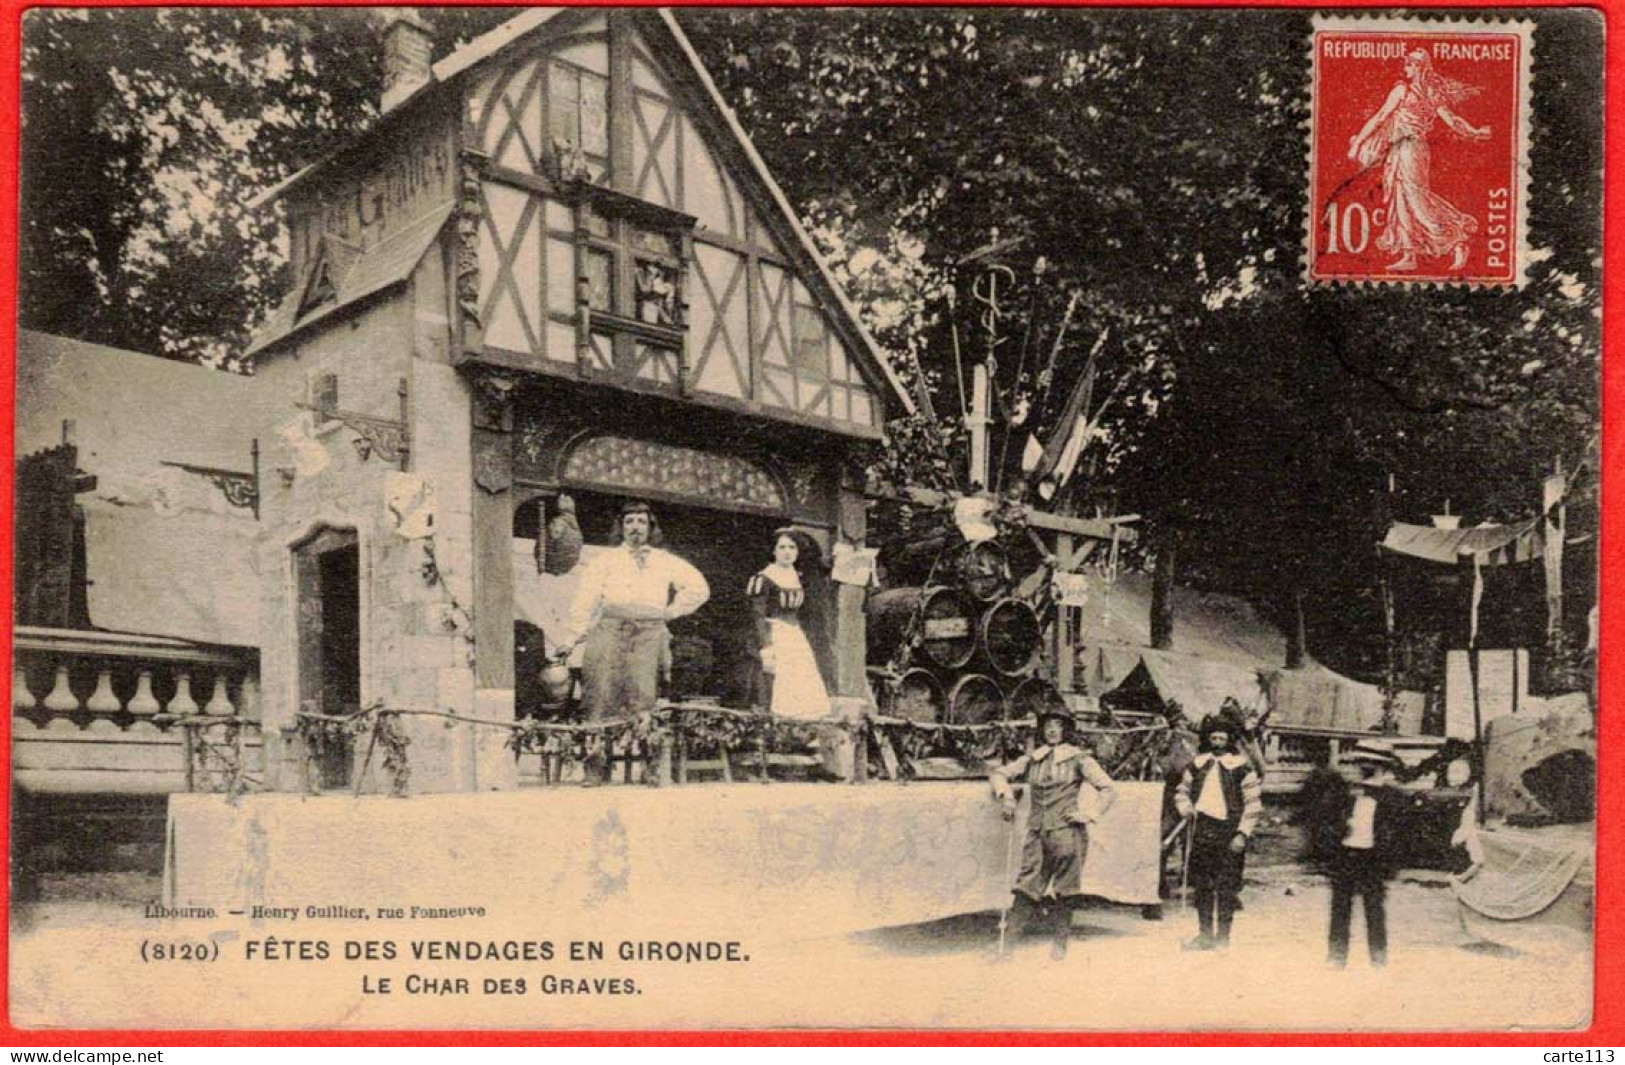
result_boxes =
[1035,705,1075,735]
[1344,740,1401,768]
[1197,713,1233,740]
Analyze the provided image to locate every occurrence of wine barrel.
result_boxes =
[867,586,978,670]
[978,597,1043,677]
[951,540,1012,602]
[1007,676,1066,722]
[945,673,1006,726]
[869,666,945,723]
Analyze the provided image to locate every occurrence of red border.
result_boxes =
[0,0,1617,1047]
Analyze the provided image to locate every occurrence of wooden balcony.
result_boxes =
[12,627,262,795]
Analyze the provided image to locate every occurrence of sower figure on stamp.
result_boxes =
[1174,714,1263,951]
[557,501,709,780]
[990,707,1116,959]
[1300,740,1420,969]
[1348,48,1491,272]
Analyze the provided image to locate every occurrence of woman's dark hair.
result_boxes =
[775,526,836,687]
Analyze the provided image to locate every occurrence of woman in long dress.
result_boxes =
[1348,49,1491,272]
[747,530,834,720]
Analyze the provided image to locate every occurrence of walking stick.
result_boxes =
[997,785,1026,956]
[1180,815,1195,915]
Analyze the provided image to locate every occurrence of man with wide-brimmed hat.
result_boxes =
[1175,712,1263,951]
[1303,739,1419,968]
[990,705,1117,959]
[559,500,709,740]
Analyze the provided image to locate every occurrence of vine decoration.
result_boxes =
[420,540,477,667]
[287,701,1173,792]
[295,702,413,798]
[181,717,261,803]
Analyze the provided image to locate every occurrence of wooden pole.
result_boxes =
[1544,455,1567,667]
[1055,533,1076,692]
[969,362,991,490]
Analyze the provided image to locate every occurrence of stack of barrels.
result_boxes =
[866,539,1064,726]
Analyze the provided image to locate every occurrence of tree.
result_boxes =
[682,8,1602,677]
[19,7,509,365]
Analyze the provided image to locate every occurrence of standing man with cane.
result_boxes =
[1174,713,1263,951]
[990,707,1117,959]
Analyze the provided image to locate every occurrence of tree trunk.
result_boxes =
[1150,540,1175,650]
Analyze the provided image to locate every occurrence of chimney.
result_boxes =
[381,8,434,113]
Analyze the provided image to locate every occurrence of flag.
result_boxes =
[1049,410,1095,492]
[1021,432,1044,474]
[1030,360,1096,488]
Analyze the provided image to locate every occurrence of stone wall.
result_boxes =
[251,236,502,794]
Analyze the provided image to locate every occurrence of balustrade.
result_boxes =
[11,627,261,795]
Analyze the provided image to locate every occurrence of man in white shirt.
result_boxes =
[1322,741,1414,969]
[557,501,709,727]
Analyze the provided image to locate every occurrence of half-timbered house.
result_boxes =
[239,8,912,792]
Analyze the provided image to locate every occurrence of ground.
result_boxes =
[9,806,1591,1031]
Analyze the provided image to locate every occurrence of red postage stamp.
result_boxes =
[1307,16,1534,288]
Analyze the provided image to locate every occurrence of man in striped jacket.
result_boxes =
[1175,713,1264,951]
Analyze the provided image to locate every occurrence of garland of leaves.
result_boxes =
[864,714,1170,778]
[181,717,260,802]
[420,540,477,667]
[286,701,1174,792]
[295,706,374,796]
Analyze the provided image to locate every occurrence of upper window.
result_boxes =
[548,60,609,180]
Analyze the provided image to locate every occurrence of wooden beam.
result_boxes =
[833,486,869,699]
[1055,532,1075,692]
[885,486,1138,544]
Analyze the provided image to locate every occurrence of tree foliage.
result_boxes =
[19,7,508,364]
[683,8,1602,674]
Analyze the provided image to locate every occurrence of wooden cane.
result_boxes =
[1180,816,1195,915]
[997,785,1026,955]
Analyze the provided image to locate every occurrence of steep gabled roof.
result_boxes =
[252,8,913,415]
[647,9,912,416]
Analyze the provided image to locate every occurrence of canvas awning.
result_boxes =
[1137,648,1268,714]
[81,496,259,647]
[1260,666,1425,734]
[1381,518,1543,566]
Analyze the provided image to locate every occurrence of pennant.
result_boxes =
[1469,552,1485,649]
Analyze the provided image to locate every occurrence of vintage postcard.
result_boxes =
[7,5,1605,1034]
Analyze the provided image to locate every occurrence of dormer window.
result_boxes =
[296,234,361,319]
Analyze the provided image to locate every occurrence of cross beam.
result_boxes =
[883,486,1138,544]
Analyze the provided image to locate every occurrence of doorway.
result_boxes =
[511,493,809,716]
[292,526,360,788]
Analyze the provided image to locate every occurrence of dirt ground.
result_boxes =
[9,808,1592,1032]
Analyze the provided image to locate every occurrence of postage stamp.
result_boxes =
[1307,15,1534,288]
